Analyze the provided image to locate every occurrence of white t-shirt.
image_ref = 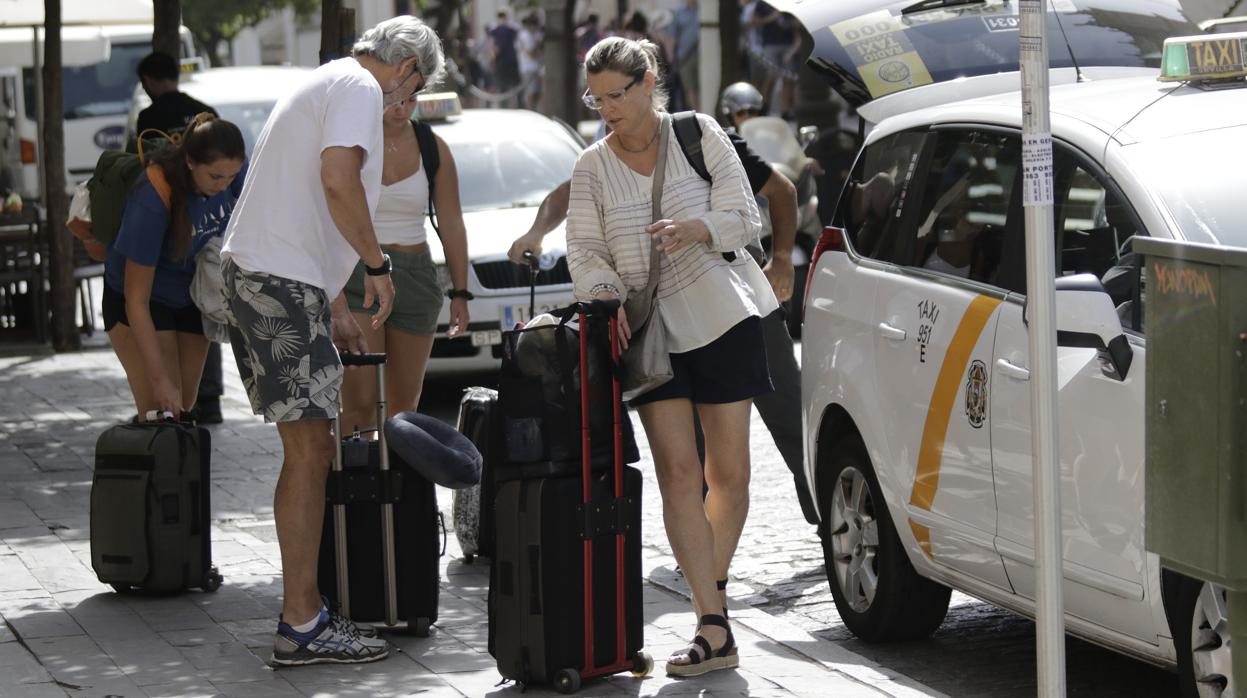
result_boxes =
[222,58,384,297]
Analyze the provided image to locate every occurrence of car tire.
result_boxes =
[1173,575,1234,698]
[819,437,951,642]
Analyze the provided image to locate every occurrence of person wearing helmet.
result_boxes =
[720,81,765,131]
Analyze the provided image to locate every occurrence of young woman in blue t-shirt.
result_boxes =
[103,117,246,418]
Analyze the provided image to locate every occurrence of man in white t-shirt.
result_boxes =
[220,15,445,667]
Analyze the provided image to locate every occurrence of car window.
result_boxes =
[443,132,579,212]
[214,103,276,156]
[907,130,1017,285]
[23,41,148,120]
[1054,153,1145,332]
[836,129,927,263]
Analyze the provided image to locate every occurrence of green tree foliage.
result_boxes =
[183,0,319,65]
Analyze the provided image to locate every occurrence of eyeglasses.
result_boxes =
[582,75,641,110]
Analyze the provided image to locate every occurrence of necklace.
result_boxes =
[386,142,399,154]
[616,119,660,154]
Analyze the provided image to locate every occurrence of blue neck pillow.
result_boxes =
[384,411,482,489]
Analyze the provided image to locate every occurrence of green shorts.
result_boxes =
[343,249,444,336]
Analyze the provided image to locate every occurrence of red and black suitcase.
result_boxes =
[317,353,441,636]
[489,302,652,692]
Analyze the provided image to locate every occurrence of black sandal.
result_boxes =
[718,578,729,618]
[666,614,738,677]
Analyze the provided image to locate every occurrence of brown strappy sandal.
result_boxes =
[666,614,738,677]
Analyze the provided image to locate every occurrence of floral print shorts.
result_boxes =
[222,257,342,423]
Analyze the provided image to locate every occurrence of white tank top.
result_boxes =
[374,167,429,246]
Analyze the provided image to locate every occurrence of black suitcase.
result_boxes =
[452,386,500,563]
[90,419,222,593]
[317,353,441,636]
[489,302,651,692]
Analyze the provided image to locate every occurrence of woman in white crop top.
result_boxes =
[340,79,471,432]
[566,37,778,679]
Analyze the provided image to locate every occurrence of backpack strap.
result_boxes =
[411,119,441,237]
[145,164,173,210]
[671,111,710,183]
[671,111,738,261]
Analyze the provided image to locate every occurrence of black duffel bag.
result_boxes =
[497,300,640,480]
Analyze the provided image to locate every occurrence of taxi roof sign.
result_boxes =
[414,92,462,121]
[1159,32,1247,82]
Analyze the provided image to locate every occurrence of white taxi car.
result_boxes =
[416,95,584,373]
[790,1,1242,694]
[127,64,313,156]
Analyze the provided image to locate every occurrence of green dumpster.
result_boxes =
[1138,237,1247,697]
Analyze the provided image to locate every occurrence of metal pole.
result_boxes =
[331,414,351,618]
[32,26,45,203]
[1019,1,1066,695]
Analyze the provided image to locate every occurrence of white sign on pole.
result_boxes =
[1022,132,1055,207]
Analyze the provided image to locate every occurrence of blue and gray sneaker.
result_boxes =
[271,607,389,666]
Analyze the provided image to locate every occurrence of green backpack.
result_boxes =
[86,133,175,247]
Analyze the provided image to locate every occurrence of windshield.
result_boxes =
[800,0,1198,106]
[215,102,276,156]
[443,130,580,212]
[23,41,148,120]
[1128,126,1247,247]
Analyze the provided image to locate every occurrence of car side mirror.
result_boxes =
[1044,274,1134,381]
[1023,274,1133,380]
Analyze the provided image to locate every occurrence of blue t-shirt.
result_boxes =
[105,164,246,309]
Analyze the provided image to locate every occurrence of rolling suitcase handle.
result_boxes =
[336,352,399,626]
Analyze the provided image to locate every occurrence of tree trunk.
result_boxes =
[43,0,78,351]
[542,0,578,126]
[153,0,182,59]
[719,0,741,101]
[321,0,343,64]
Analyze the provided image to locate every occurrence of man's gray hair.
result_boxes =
[352,15,446,90]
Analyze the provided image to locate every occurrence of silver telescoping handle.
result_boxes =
[375,362,398,626]
[331,412,351,618]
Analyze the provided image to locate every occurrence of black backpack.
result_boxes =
[411,119,441,235]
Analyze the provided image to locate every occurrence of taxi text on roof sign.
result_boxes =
[1159,31,1247,82]
[414,92,462,121]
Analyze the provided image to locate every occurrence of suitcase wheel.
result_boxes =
[630,650,653,677]
[554,668,581,694]
[201,566,223,593]
[409,617,431,637]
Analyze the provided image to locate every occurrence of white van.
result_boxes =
[0,17,195,201]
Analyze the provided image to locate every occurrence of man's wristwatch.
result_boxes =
[446,288,475,300]
[364,253,392,276]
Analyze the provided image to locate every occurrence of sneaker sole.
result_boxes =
[271,647,390,667]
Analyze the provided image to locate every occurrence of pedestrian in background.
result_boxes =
[220,15,440,668]
[339,36,472,436]
[105,116,245,420]
[673,0,700,112]
[566,36,778,677]
[133,52,228,423]
[518,14,543,111]
[488,9,522,108]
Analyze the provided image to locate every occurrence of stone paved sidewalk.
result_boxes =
[0,337,941,698]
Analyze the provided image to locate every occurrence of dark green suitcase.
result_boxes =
[90,421,221,593]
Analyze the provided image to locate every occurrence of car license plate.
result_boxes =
[470,329,502,347]
[500,302,559,330]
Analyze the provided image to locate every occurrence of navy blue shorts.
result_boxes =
[629,315,773,406]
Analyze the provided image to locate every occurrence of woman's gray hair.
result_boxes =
[585,36,669,111]
[352,15,446,90]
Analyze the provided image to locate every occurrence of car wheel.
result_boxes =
[819,437,950,642]
[1175,577,1234,698]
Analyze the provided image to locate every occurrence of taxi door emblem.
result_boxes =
[965,360,988,428]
